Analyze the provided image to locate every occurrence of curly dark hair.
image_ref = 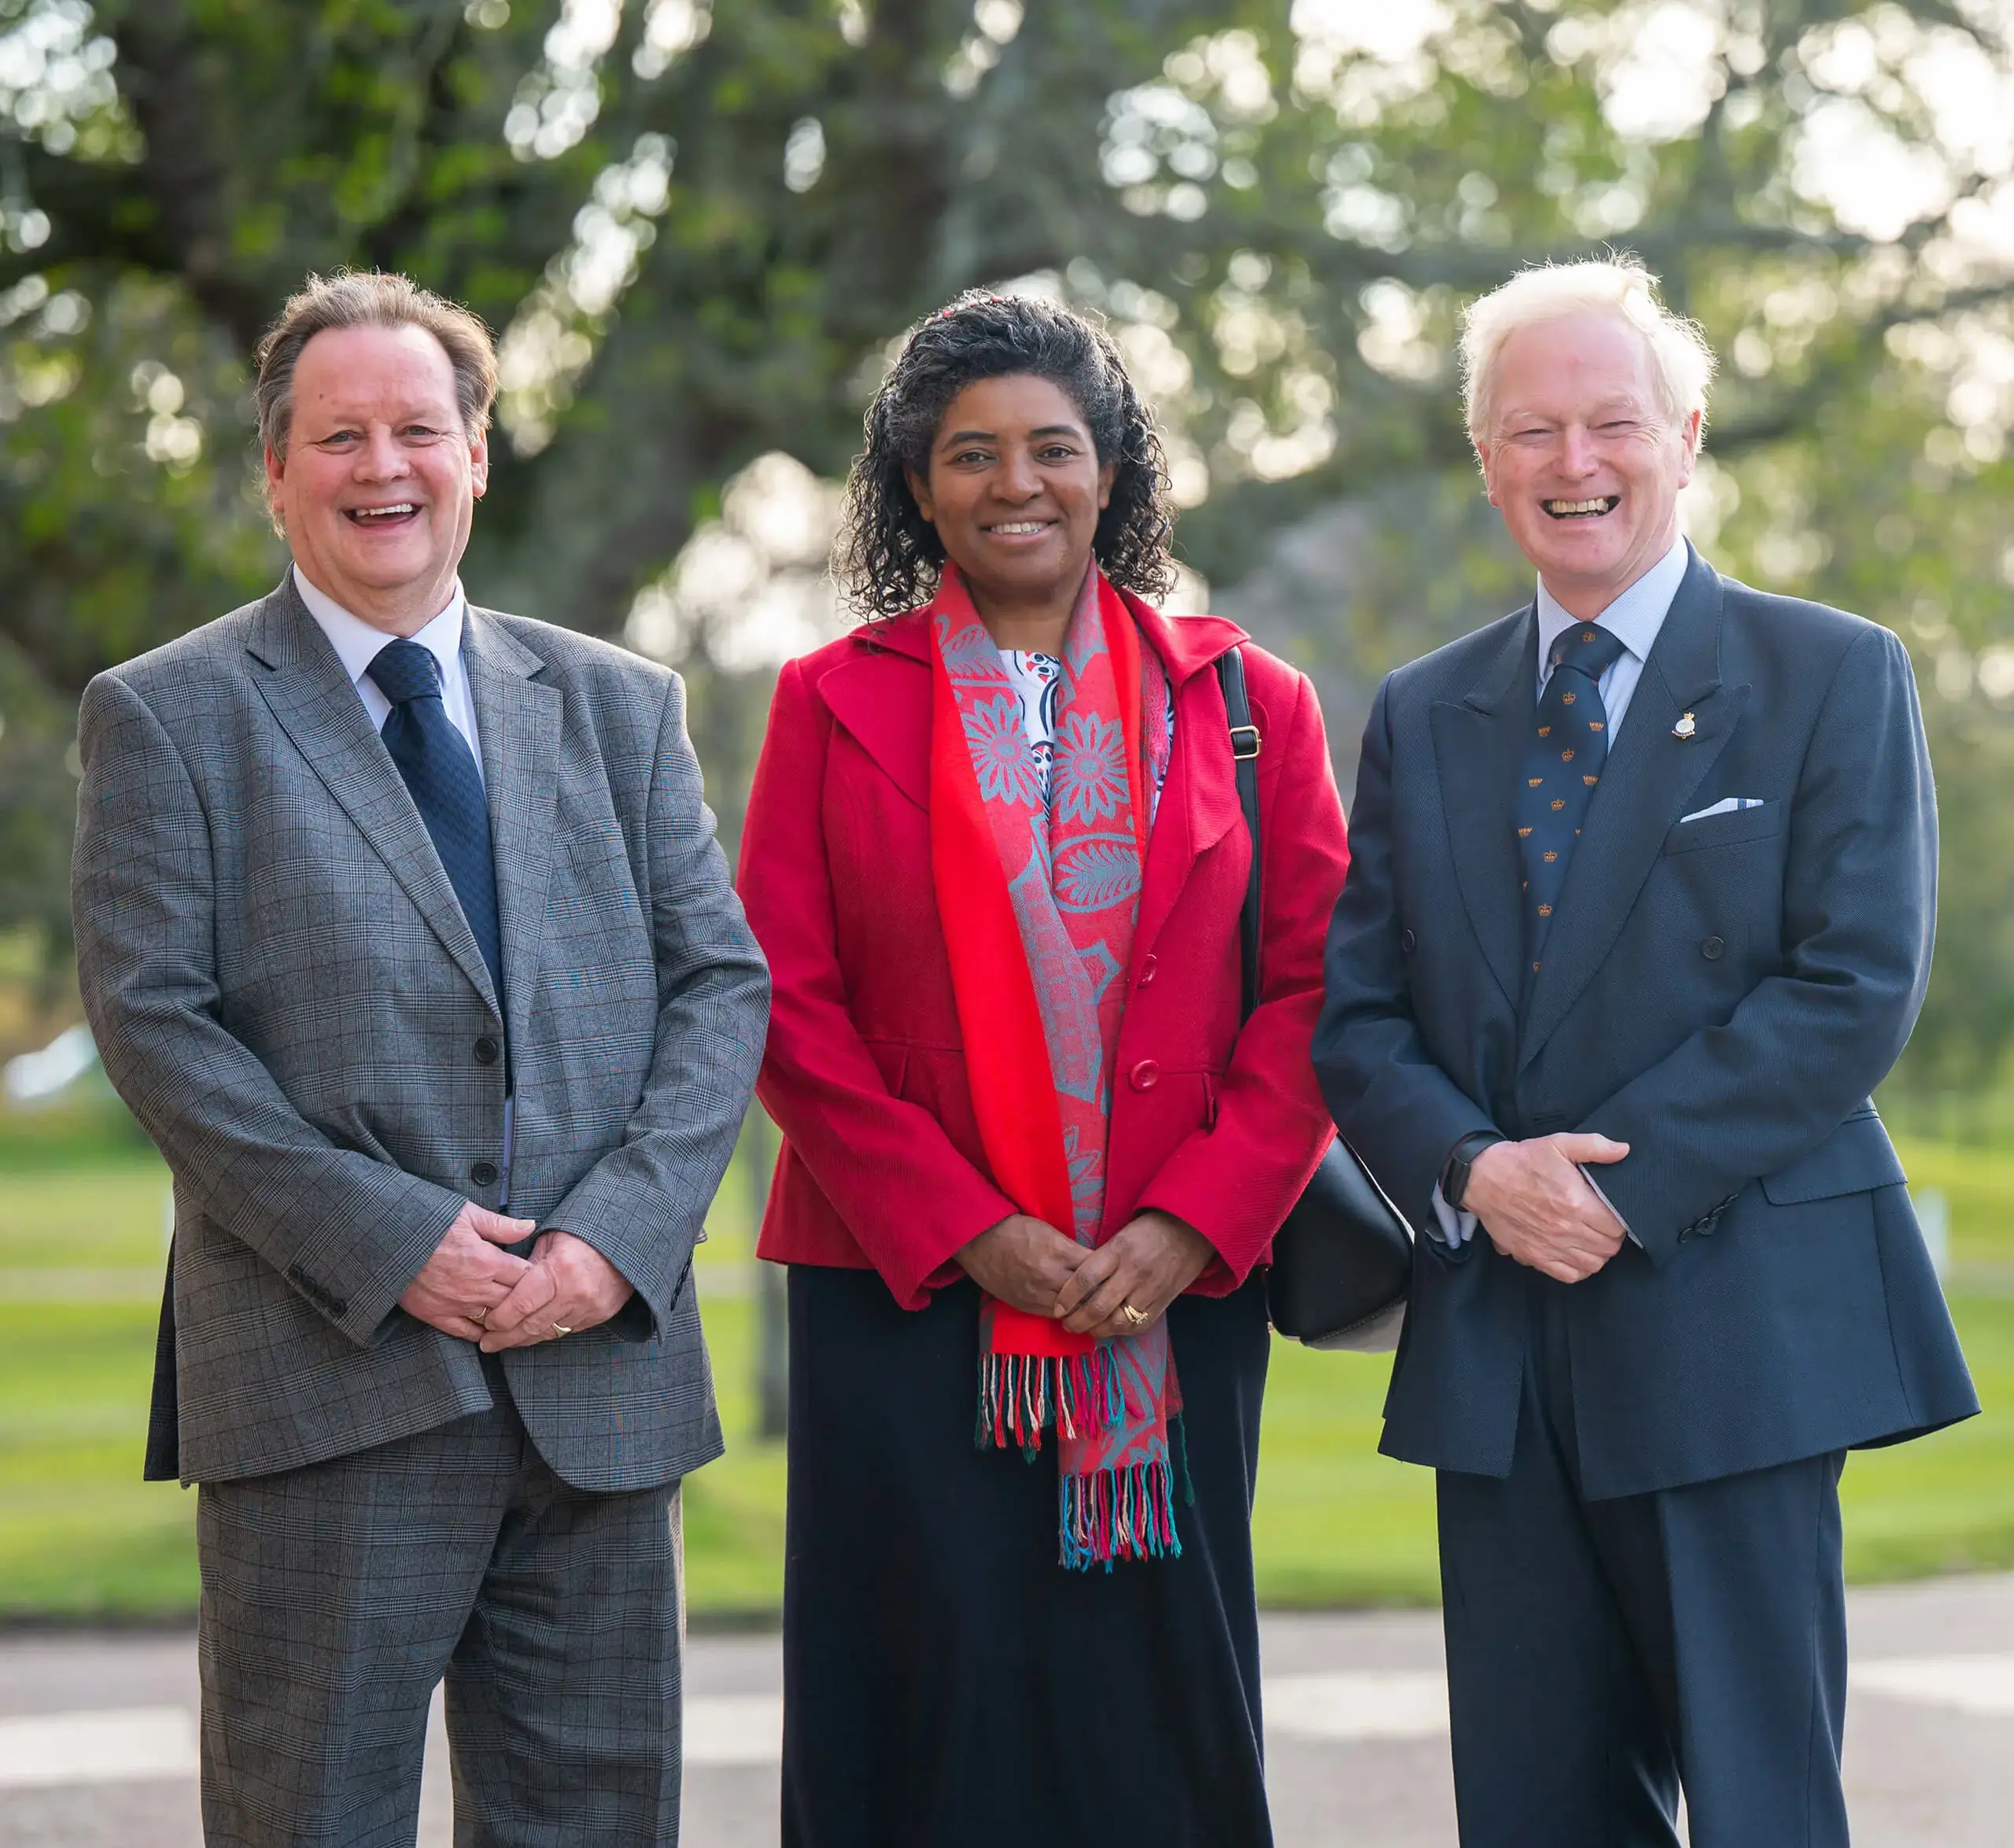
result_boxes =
[834,292,1178,617]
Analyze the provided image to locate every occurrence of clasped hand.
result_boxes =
[1464,1133,1631,1283]
[954,1208,1215,1341]
[398,1202,634,1348]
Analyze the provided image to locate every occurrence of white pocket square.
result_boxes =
[1680,797,1765,823]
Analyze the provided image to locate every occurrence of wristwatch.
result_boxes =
[1440,1131,1507,1212]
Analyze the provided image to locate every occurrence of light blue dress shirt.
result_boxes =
[293,563,482,788]
[1432,534,1691,1247]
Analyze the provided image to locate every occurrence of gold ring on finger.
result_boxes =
[1120,1302,1148,1328]
[471,1306,489,1326]
[551,1323,573,1337]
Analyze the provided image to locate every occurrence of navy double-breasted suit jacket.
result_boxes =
[1313,545,1978,1498]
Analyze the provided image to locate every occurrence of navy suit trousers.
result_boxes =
[1437,1274,1848,1848]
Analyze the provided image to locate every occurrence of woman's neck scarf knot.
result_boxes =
[928,562,1185,1568]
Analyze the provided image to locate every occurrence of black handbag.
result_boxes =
[1216,647,1414,1352]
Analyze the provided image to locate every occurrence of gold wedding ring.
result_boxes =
[471,1306,489,1326]
[551,1324,573,1337]
[1120,1302,1149,1328]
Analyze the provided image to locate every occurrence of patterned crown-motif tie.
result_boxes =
[1515,621,1627,983]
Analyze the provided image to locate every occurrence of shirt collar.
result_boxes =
[292,563,467,692]
[1535,534,1690,673]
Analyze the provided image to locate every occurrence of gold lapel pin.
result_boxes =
[1673,712,1697,740]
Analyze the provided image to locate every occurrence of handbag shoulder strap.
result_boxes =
[1214,647,1263,1024]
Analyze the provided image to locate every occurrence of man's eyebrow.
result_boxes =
[940,428,997,444]
[1499,399,1645,425]
[308,411,448,430]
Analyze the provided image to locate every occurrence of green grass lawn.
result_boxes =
[0,1162,172,1271]
[3,1133,2012,1621]
[1891,1133,2014,1269]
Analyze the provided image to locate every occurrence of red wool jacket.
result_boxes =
[736,594,1351,1310]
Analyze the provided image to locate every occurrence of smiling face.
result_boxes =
[906,373,1116,636]
[1476,308,1700,619]
[265,322,489,636]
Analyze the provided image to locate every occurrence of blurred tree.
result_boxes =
[3,0,2013,1082]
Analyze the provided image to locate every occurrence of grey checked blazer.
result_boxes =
[73,576,769,1491]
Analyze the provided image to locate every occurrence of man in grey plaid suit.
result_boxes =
[72,271,769,1845]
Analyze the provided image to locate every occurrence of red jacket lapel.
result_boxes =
[810,613,932,811]
[1126,592,1249,966]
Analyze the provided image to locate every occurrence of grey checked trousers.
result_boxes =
[196,1363,684,1846]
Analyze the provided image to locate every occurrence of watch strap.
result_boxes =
[1440,1130,1506,1212]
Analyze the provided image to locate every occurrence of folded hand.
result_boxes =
[399,1203,538,1341]
[1052,1210,1215,1339]
[478,1229,636,1351]
[954,1212,1086,1317]
[1466,1133,1630,1283]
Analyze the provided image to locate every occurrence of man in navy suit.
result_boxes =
[1312,260,1977,1846]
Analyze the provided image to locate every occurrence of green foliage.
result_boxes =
[0,643,79,965]
[6,0,2014,1072]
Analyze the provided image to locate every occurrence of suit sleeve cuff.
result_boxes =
[1578,1167,1640,1248]
[310,1181,467,1348]
[542,1179,688,1341]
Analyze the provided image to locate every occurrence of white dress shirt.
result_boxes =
[1432,534,1691,1248]
[293,564,484,787]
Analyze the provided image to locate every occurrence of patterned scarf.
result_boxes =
[928,563,1182,1568]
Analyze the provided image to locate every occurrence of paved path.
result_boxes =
[3,1575,2012,1845]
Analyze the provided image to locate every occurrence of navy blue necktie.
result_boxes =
[1516,622,1627,984]
[367,639,504,1005]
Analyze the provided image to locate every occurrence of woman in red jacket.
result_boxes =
[738,293,1348,1847]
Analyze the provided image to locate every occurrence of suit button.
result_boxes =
[1129,1060,1160,1092]
[1139,954,1157,986]
[474,1036,500,1066]
[1401,929,1418,954]
[1700,936,1726,960]
[471,1160,499,1187]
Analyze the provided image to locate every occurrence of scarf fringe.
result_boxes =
[976,1348,1123,1454]
[1059,1457,1183,1571]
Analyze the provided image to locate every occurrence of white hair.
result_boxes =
[1460,258,1717,443]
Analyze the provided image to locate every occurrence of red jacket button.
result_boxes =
[1138,954,1158,986]
[1129,1060,1160,1091]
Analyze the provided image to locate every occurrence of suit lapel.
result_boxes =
[1429,612,1538,1009]
[243,578,499,1011]
[1518,551,1745,1067]
[465,610,563,1053]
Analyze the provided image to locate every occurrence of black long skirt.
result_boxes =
[780,1265,1274,1848]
